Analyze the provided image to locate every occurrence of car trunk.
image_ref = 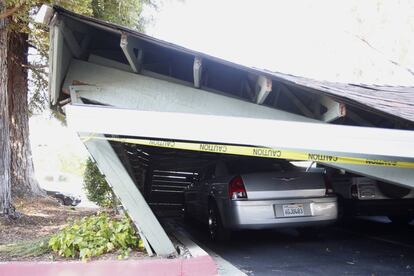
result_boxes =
[241,171,326,200]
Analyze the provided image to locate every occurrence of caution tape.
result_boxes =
[81,135,414,169]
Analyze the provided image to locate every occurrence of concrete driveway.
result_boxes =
[181,217,414,275]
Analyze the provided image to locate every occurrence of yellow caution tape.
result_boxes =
[81,136,414,169]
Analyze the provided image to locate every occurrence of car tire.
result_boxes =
[388,215,414,225]
[336,196,345,221]
[208,203,230,242]
[55,197,65,205]
[63,198,73,206]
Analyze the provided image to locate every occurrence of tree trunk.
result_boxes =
[8,29,44,198]
[0,0,12,215]
[0,1,44,212]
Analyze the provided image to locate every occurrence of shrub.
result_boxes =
[49,213,144,260]
[83,158,114,207]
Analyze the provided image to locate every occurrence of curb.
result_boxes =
[0,256,217,276]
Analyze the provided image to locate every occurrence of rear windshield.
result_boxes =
[225,158,294,174]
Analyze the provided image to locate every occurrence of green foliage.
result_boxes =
[0,236,51,258]
[49,213,144,260]
[91,0,151,31]
[83,158,113,207]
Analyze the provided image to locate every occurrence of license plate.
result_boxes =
[283,204,305,217]
[358,184,376,199]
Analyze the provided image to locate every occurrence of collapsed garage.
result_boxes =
[40,5,414,274]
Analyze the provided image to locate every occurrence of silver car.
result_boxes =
[184,158,338,241]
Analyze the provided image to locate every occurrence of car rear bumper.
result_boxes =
[219,196,338,230]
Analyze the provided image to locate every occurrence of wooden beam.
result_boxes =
[318,96,346,122]
[88,55,241,100]
[66,104,414,160]
[193,57,202,88]
[49,22,63,105]
[120,33,143,73]
[59,21,83,58]
[81,132,176,256]
[69,86,79,104]
[69,96,175,256]
[67,105,414,188]
[64,60,314,122]
[254,75,272,104]
[34,4,54,25]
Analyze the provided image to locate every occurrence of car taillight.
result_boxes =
[324,175,334,195]
[351,184,358,199]
[229,176,247,200]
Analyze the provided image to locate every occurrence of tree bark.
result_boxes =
[0,1,44,212]
[0,0,12,215]
[8,29,44,198]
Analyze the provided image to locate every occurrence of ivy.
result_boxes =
[49,213,144,260]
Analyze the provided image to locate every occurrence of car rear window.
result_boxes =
[225,158,293,174]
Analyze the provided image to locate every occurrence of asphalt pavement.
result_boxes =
[180,217,414,276]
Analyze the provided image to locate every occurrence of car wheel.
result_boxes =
[388,215,414,225]
[54,197,65,205]
[63,198,73,206]
[208,203,230,242]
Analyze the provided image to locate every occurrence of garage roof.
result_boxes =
[269,73,414,123]
[52,5,414,124]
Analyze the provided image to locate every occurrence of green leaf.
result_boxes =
[48,212,144,260]
[106,242,114,252]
